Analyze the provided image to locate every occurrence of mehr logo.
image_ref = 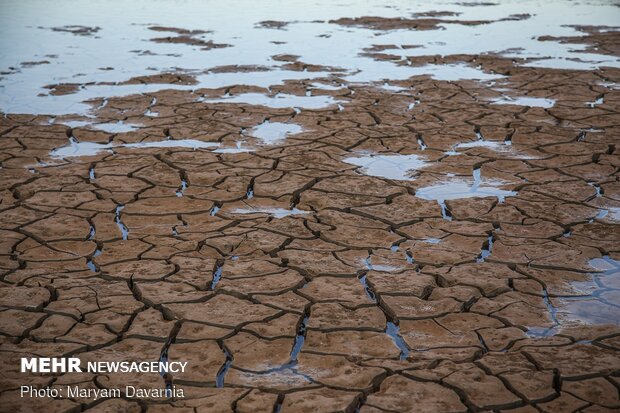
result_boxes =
[21,357,189,373]
[21,358,82,373]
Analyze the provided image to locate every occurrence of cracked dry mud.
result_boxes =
[1,4,620,413]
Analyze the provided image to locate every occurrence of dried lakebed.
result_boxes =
[1,0,620,412]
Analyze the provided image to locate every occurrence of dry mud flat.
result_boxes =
[1,9,620,413]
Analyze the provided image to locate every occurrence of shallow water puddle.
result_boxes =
[586,96,604,108]
[529,256,620,336]
[448,128,505,155]
[408,99,422,110]
[602,207,620,222]
[416,179,515,201]
[557,257,620,326]
[359,264,410,359]
[210,205,221,216]
[213,141,255,153]
[201,92,343,109]
[449,132,540,159]
[249,121,303,145]
[176,179,188,197]
[210,261,224,290]
[380,83,408,92]
[91,121,141,133]
[198,69,334,90]
[476,233,494,263]
[215,344,233,388]
[454,140,509,150]
[144,97,159,117]
[231,207,309,219]
[386,322,410,361]
[490,96,556,108]
[362,256,401,273]
[345,62,503,83]
[309,82,345,91]
[115,205,129,240]
[415,169,517,203]
[343,154,428,180]
[290,315,309,363]
[51,137,220,157]
[213,147,255,154]
[61,120,141,133]
[358,273,377,302]
[86,247,102,272]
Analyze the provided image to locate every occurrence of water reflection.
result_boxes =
[230,207,310,218]
[491,96,555,108]
[201,92,342,109]
[1,0,618,115]
[51,137,219,157]
[249,121,303,145]
[415,169,517,202]
[529,256,620,336]
[343,153,428,180]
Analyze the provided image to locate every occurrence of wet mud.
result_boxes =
[0,0,619,411]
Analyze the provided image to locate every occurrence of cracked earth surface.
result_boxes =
[1,3,620,413]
